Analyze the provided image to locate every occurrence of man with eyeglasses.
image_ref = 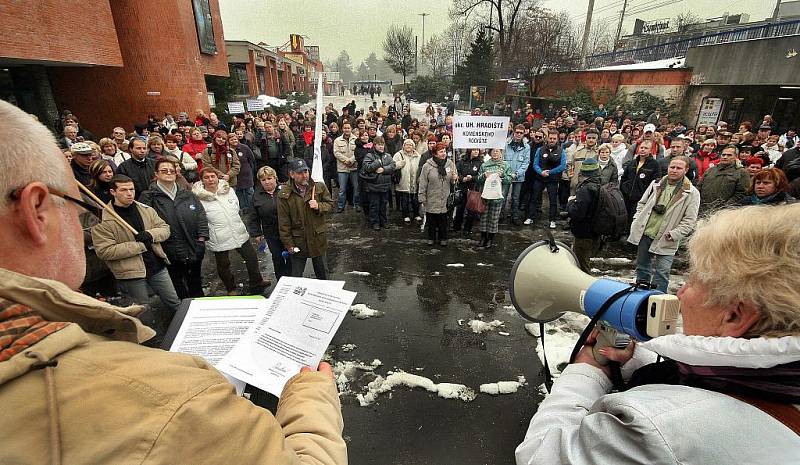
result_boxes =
[139,160,209,300]
[504,124,531,225]
[0,100,347,464]
[91,174,180,314]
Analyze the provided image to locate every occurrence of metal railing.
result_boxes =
[585,19,800,69]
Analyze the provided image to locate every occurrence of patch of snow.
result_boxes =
[468,319,504,333]
[590,268,601,273]
[357,371,476,406]
[590,257,632,265]
[524,323,540,337]
[350,304,384,319]
[433,271,441,276]
[537,383,549,395]
[333,359,381,395]
[534,313,590,376]
[477,263,493,267]
[446,263,465,268]
[341,344,358,352]
[517,375,527,386]
[479,381,522,395]
[346,271,371,276]
[498,331,510,336]
[457,319,465,326]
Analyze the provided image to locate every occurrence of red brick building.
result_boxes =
[0,0,228,136]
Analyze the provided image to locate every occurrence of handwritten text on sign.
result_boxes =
[452,116,511,149]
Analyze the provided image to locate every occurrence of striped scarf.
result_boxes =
[0,300,69,362]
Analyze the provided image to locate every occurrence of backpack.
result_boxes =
[592,183,628,239]
[783,156,800,182]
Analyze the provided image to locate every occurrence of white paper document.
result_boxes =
[169,297,267,395]
[219,277,356,396]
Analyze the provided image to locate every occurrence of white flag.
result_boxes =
[311,73,324,183]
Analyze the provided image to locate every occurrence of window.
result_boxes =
[230,65,249,96]
[192,0,217,55]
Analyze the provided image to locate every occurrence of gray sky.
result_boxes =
[218,0,775,64]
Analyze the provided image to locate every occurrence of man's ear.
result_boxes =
[16,182,55,246]
[720,301,762,338]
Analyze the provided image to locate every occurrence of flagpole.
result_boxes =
[311,72,325,183]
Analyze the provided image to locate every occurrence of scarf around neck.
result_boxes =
[0,300,69,362]
[433,157,447,178]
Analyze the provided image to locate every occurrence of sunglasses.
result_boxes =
[158,169,177,174]
[8,185,102,218]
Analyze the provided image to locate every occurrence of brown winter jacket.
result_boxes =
[201,145,241,187]
[418,158,458,214]
[0,268,348,465]
[278,180,334,258]
[91,202,170,280]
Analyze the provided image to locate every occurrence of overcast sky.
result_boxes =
[218,0,776,64]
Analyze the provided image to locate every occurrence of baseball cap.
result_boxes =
[643,124,656,133]
[289,159,309,173]
[70,142,94,155]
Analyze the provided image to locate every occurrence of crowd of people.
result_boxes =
[2,91,800,463]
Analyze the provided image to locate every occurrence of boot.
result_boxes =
[478,232,489,248]
[486,233,496,248]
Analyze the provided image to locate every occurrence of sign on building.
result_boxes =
[633,18,672,35]
[227,101,245,114]
[452,115,511,149]
[246,99,265,111]
[697,96,724,127]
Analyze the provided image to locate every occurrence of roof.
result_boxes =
[587,57,686,71]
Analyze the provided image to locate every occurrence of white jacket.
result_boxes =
[516,334,800,465]
[192,180,249,252]
[392,149,421,193]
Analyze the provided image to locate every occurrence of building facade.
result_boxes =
[0,0,228,136]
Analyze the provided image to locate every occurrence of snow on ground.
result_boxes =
[476,263,493,267]
[480,381,523,395]
[525,313,590,376]
[345,271,371,276]
[446,263,465,268]
[341,344,358,352]
[467,319,504,334]
[350,304,384,319]
[590,257,633,266]
[357,371,477,406]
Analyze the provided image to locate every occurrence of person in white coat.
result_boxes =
[628,156,700,293]
[193,167,268,295]
[393,139,422,223]
[517,203,800,465]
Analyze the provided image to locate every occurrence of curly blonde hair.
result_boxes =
[687,204,800,337]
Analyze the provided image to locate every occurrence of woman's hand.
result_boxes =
[574,329,636,377]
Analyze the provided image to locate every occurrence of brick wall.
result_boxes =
[0,0,122,66]
[47,0,228,136]
[534,69,692,102]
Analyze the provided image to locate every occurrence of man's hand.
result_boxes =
[541,170,550,177]
[222,174,230,181]
[134,231,153,246]
[301,361,334,379]
[309,199,319,210]
[464,175,472,182]
[665,232,674,241]
[376,167,385,174]
[253,236,263,245]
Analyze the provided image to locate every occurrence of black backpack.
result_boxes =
[592,183,628,239]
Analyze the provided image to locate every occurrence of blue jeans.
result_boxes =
[235,187,254,209]
[528,178,559,221]
[503,182,524,220]
[117,268,181,312]
[337,171,360,210]
[635,235,675,293]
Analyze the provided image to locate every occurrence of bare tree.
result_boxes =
[421,33,451,77]
[450,0,538,75]
[382,25,416,85]
[443,20,475,75]
[582,17,617,57]
[674,12,702,33]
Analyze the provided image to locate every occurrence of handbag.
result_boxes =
[446,190,460,210]
[466,189,486,214]
[392,154,403,184]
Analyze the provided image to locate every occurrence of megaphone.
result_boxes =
[510,240,680,362]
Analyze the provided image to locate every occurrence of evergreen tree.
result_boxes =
[452,27,495,98]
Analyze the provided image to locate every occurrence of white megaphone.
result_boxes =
[510,239,681,364]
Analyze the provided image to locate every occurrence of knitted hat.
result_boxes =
[580,158,600,173]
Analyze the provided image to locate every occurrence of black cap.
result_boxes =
[289,159,309,173]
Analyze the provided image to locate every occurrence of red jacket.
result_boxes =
[694,150,720,181]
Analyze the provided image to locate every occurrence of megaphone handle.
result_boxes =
[592,324,629,366]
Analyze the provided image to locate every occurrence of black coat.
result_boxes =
[138,184,209,264]
[116,157,156,199]
[245,184,282,240]
[361,151,396,193]
[568,176,600,239]
[620,156,661,203]
[457,156,483,191]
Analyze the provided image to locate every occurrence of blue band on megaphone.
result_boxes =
[584,279,660,341]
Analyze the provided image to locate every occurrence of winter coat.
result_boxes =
[384,134,403,157]
[692,150,720,182]
[533,145,568,181]
[201,146,241,188]
[138,184,209,264]
[182,139,209,167]
[516,333,800,465]
[418,158,458,214]
[628,176,700,255]
[361,150,396,193]
[354,140,372,172]
[569,145,600,194]
[739,190,795,206]
[568,175,601,239]
[477,158,513,206]
[620,156,661,204]
[598,160,618,185]
[233,143,256,189]
[91,201,170,279]
[698,163,750,211]
[457,156,483,191]
[245,184,284,240]
[192,180,250,252]
[163,147,198,175]
[333,134,357,172]
[504,141,531,183]
[393,150,421,193]
[0,268,347,465]
[259,132,291,164]
[116,157,156,199]
[278,181,334,258]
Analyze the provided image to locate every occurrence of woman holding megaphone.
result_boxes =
[516,204,800,464]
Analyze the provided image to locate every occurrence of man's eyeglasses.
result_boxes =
[158,169,177,174]
[8,185,102,218]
